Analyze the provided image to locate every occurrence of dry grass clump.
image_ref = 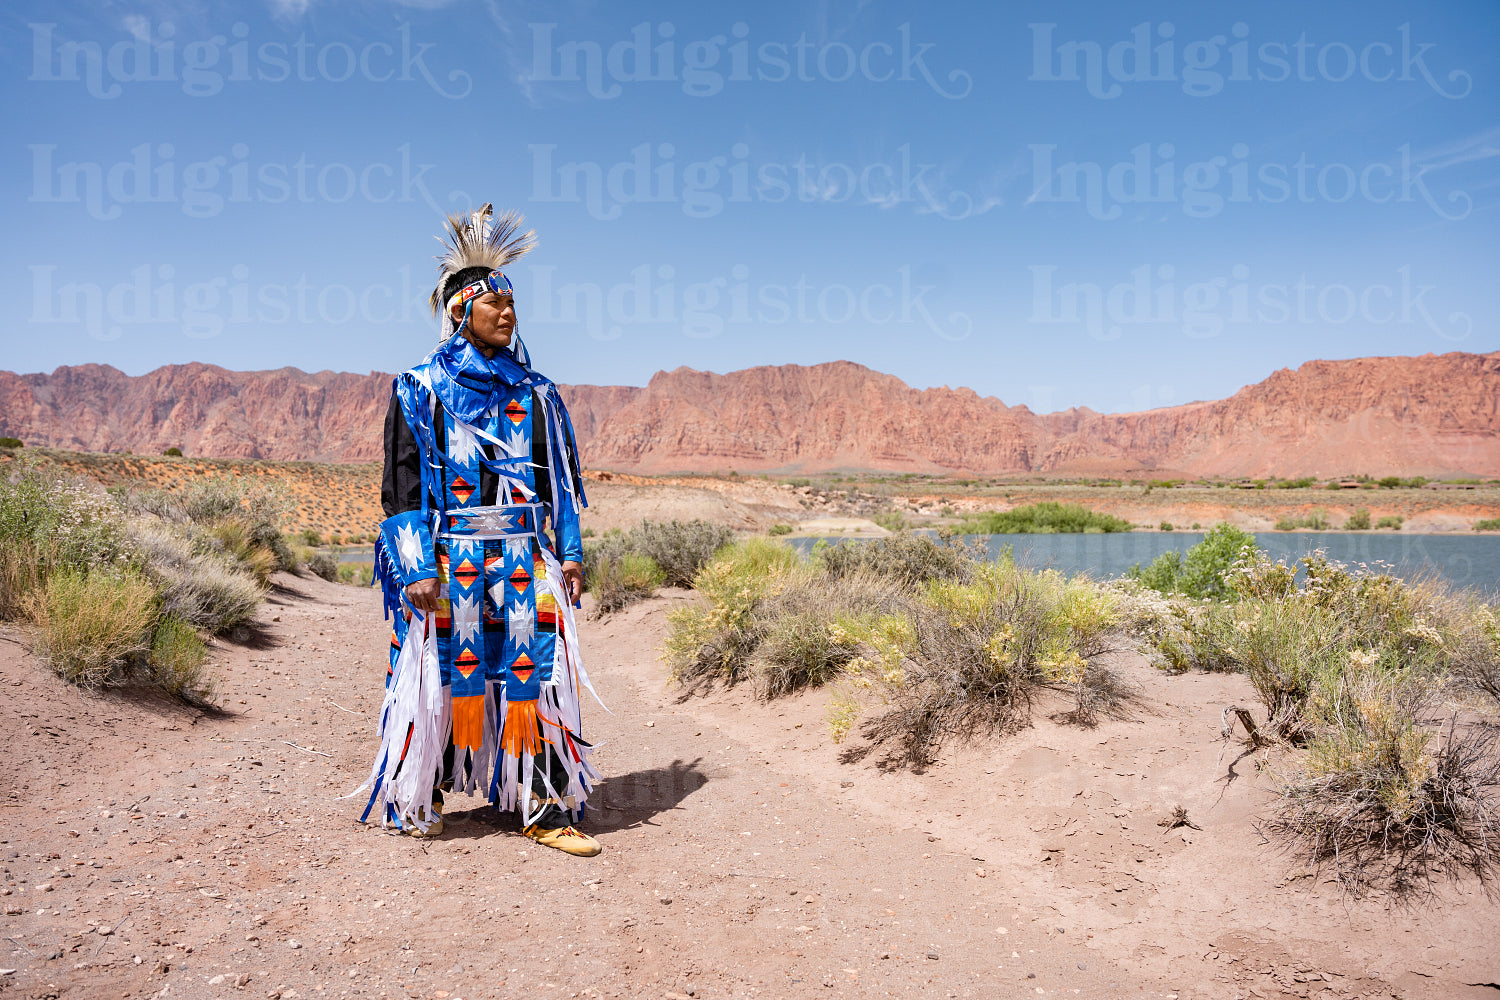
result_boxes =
[664,537,1131,764]
[589,552,666,615]
[25,570,157,688]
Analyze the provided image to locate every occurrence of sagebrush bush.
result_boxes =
[584,519,734,615]
[129,520,262,633]
[820,531,978,587]
[306,551,339,582]
[26,570,157,687]
[628,519,734,588]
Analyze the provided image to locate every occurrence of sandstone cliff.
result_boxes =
[1,352,1496,478]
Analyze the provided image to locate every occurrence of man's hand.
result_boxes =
[561,560,584,605]
[405,577,441,615]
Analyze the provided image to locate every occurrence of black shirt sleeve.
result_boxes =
[381,393,423,517]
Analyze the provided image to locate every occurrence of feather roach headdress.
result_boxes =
[429,203,536,339]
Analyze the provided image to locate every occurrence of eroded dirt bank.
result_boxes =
[1,575,1496,1000]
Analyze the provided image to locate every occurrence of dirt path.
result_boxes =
[1,576,1497,1000]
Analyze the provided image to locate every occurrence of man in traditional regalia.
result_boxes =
[356,205,602,857]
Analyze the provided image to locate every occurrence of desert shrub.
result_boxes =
[663,537,804,686]
[1269,673,1500,896]
[0,437,22,449]
[628,519,734,588]
[589,552,665,616]
[767,523,793,536]
[203,520,279,585]
[338,562,373,586]
[1274,508,1332,531]
[25,569,157,687]
[1376,515,1404,530]
[820,531,978,587]
[131,479,296,575]
[0,465,140,617]
[955,502,1134,534]
[872,510,907,532]
[1159,521,1174,531]
[306,551,339,582]
[301,528,324,546]
[1475,518,1500,532]
[148,616,213,701]
[861,558,1127,764]
[826,690,861,743]
[1344,508,1371,530]
[162,447,182,457]
[583,519,734,615]
[128,520,261,633]
[1127,522,1258,601]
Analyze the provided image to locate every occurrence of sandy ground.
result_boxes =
[2,574,1498,1000]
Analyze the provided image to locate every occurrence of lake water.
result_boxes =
[792,532,1500,598]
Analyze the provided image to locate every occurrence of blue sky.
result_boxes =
[2,0,1496,414]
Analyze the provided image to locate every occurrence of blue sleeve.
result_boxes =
[380,510,438,587]
[554,491,583,564]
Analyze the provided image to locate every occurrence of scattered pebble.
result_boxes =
[287,939,302,949]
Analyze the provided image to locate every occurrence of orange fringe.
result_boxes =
[500,700,543,758]
[451,695,485,752]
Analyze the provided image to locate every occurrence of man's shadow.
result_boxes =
[439,757,708,839]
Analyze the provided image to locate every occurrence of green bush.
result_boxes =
[301,528,324,546]
[768,523,793,536]
[162,447,183,457]
[1126,523,1258,601]
[665,539,1131,763]
[0,437,22,449]
[1475,518,1500,532]
[1376,515,1404,530]
[872,510,907,532]
[1159,521,1174,532]
[955,502,1134,534]
[1344,508,1371,530]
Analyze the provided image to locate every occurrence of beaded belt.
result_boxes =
[438,502,547,540]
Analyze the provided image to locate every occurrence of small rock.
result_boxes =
[36,882,53,892]
[1077,962,1087,971]
[287,939,301,950]
[176,811,187,819]
[209,975,227,986]
[926,951,940,961]
[803,896,815,904]
[658,896,672,905]
[644,721,655,728]
[44,949,63,960]
[974,868,987,878]
[879,952,890,960]
[1027,972,1036,979]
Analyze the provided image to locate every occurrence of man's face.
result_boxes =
[465,291,516,355]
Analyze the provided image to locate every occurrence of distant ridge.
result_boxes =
[1,351,1496,477]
